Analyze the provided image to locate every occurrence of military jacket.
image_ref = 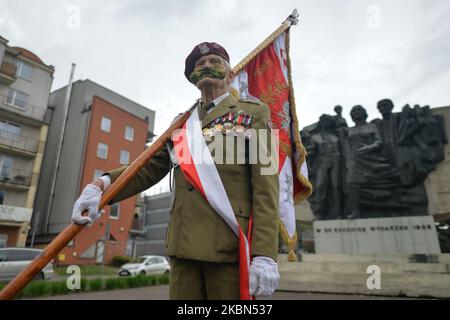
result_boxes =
[107,94,279,262]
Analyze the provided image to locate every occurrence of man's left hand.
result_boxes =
[249,256,280,296]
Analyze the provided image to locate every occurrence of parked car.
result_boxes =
[0,247,55,282]
[118,255,170,277]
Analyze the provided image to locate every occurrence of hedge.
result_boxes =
[0,274,169,299]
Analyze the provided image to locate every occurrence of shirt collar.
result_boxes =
[212,92,230,107]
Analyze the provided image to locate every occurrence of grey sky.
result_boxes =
[1,0,450,135]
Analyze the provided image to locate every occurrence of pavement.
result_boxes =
[30,285,418,300]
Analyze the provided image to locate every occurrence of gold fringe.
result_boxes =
[279,221,298,262]
[285,28,313,204]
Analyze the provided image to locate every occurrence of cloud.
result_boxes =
[1,0,449,133]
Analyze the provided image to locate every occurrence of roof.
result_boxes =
[11,47,53,71]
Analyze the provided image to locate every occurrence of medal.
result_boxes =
[223,122,233,130]
[222,122,233,135]
[214,124,224,133]
[202,128,211,137]
[234,125,245,135]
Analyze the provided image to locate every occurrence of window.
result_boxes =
[15,60,34,81]
[110,203,120,219]
[94,170,104,180]
[0,190,5,204]
[80,243,96,259]
[157,257,165,263]
[97,143,108,159]
[0,156,14,180]
[0,120,21,140]
[0,235,7,249]
[120,150,130,165]
[125,126,134,141]
[6,250,39,262]
[109,234,117,242]
[101,117,111,133]
[6,88,29,109]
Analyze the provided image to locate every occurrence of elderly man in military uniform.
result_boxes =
[71,42,280,300]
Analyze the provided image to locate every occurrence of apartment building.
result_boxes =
[0,35,54,247]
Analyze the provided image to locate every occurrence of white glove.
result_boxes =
[71,184,103,225]
[249,256,280,296]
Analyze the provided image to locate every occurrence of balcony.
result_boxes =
[0,62,17,85]
[0,166,36,190]
[0,131,40,157]
[0,92,48,126]
[0,204,32,223]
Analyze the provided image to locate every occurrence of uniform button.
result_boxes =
[187,184,194,191]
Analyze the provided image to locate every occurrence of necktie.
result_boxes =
[199,101,215,121]
[205,101,215,112]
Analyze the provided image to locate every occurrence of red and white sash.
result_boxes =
[172,108,253,300]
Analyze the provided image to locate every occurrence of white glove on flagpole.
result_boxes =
[71,184,103,225]
[249,256,280,296]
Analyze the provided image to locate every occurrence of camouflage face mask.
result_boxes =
[190,65,226,84]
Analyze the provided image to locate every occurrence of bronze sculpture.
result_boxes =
[301,100,447,220]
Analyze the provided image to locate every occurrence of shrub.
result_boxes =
[117,277,129,289]
[105,277,129,290]
[12,274,169,298]
[18,281,52,298]
[127,275,146,288]
[51,280,71,295]
[88,279,103,292]
[159,275,170,285]
[111,256,132,267]
[80,278,89,291]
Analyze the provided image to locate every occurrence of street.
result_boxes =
[30,285,417,300]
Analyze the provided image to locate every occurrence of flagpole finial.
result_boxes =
[287,9,299,26]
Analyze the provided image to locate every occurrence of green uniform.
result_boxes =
[107,94,279,299]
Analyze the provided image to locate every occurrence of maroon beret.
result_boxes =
[184,42,230,83]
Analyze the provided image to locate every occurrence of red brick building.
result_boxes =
[31,80,155,266]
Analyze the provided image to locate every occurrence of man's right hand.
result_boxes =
[71,183,103,225]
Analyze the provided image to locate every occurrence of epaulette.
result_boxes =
[239,98,261,106]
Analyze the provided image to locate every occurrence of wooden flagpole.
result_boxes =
[232,9,299,74]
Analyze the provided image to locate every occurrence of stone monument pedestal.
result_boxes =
[313,216,441,254]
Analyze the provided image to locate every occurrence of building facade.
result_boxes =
[31,79,155,265]
[0,35,54,248]
[135,191,172,257]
